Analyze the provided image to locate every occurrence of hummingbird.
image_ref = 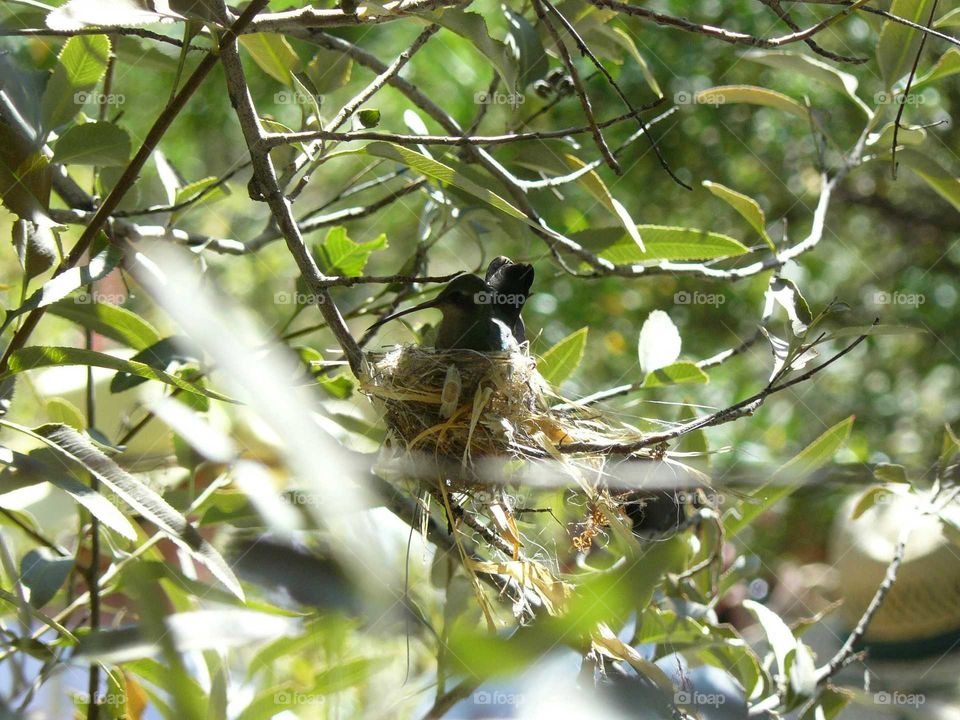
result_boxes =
[484,256,534,344]
[368,274,518,351]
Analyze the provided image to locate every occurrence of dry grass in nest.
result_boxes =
[359,346,652,487]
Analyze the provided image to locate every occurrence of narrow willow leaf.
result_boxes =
[0,445,136,539]
[429,9,518,94]
[895,148,960,210]
[2,243,121,329]
[642,361,708,388]
[33,424,244,599]
[48,299,160,350]
[703,180,774,250]
[724,416,854,537]
[564,154,644,250]
[573,225,748,264]
[694,85,807,119]
[742,50,870,115]
[877,0,935,89]
[539,328,588,385]
[3,346,232,403]
[914,47,960,88]
[20,548,73,608]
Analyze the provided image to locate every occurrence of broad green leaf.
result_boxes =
[1,149,53,221]
[865,122,927,147]
[31,424,244,599]
[638,310,681,374]
[743,599,815,703]
[564,154,644,250]
[642,361,708,388]
[895,148,960,211]
[41,34,111,131]
[47,298,161,350]
[356,108,380,128]
[314,226,387,277]
[3,346,232,403]
[12,218,57,282]
[703,180,774,250]
[573,225,749,265]
[1,243,122,330]
[20,548,73,608]
[359,142,528,220]
[914,48,960,89]
[694,85,807,119]
[725,416,854,536]
[110,337,195,393]
[742,50,870,115]
[0,445,136,539]
[874,463,908,484]
[878,0,935,89]
[539,327,588,385]
[239,33,301,85]
[52,122,130,166]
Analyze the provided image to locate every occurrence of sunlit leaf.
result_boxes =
[41,34,111,131]
[638,310,681,374]
[53,121,130,166]
[878,0,935,89]
[239,33,301,85]
[538,327,588,385]
[694,85,807,119]
[703,180,774,249]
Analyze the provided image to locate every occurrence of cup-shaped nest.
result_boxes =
[360,346,546,466]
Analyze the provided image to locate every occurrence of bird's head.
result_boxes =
[367,274,493,331]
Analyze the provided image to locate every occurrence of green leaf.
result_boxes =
[44,397,86,430]
[573,225,749,264]
[874,463,908,484]
[850,482,910,519]
[878,0,935,89]
[895,148,960,211]
[0,445,137,539]
[564,154,644,250]
[239,33,301,85]
[171,176,230,223]
[742,50,871,115]
[914,47,960,88]
[356,108,380,128]
[110,336,195,393]
[52,122,130,166]
[32,424,244,600]
[504,8,548,89]
[315,226,387,277]
[1,243,122,330]
[41,34,111,132]
[539,328,588,385]
[694,85,808,119]
[358,141,528,220]
[703,180,774,250]
[935,7,960,27]
[20,548,73,608]
[799,687,853,720]
[642,361,708,388]
[47,298,161,350]
[12,218,57,282]
[305,48,352,94]
[430,9,518,94]
[866,122,927,148]
[724,416,854,537]
[2,346,232,403]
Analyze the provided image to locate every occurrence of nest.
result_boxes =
[359,345,651,487]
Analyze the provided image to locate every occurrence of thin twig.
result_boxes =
[892,0,939,179]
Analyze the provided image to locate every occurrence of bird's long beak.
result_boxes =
[367,296,442,331]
